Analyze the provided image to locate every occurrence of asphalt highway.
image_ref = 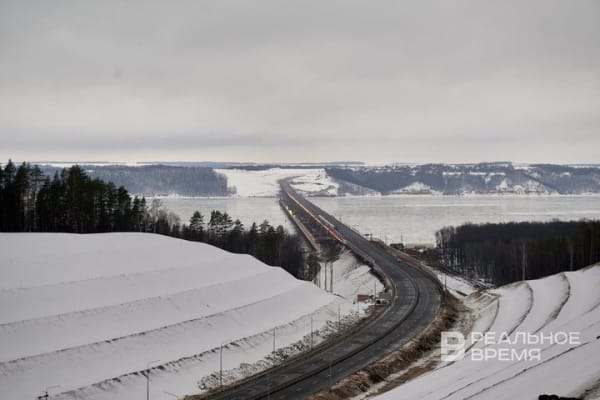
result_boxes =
[205,183,442,400]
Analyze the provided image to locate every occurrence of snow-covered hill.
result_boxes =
[374,264,600,399]
[326,163,600,195]
[0,233,357,400]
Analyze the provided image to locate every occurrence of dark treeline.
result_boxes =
[87,164,232,196]
[0,160,145,233]
[326,163,600,195]
[436,220,600,285]
[1,160,311,279]
[40,164,233,197]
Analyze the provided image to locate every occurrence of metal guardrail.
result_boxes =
[281,187,394,293]
[370,239,444,291]
[247,185,423,398]
[244,290,419,400]
[279,200,321,252]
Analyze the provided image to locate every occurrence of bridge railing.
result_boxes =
[371,238,444,290]
[280,186,394,294]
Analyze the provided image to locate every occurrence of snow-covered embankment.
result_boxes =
[0,233,359,400]
[374,264,600,400]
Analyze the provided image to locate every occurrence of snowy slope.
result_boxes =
[316,250,381,301]
[0,233,356,400]
[373,264,600,400]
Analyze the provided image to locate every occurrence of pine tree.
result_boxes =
[188,211,205,241]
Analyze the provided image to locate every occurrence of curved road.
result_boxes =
[205,183,442,400]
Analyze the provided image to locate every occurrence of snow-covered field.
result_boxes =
[216,168,340,197]
[374,264,600,400]
[0,233,362,400]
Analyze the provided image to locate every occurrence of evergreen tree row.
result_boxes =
[0,160,146,233]
[435,220,600,285]
[0,160,312,279]
[181,210,308,279]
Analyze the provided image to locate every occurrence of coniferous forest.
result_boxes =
[0,160,310,279]
[436,220,600,285]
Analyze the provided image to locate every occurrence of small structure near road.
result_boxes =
[356,294,370,302]
[356,292,392,305]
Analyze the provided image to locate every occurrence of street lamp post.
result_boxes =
[310,316,335,350]
[310,315,314,349]
[146,359,161,400]
[220,342,224,387]
[219,338,232,388]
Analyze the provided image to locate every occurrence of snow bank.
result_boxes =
[316,250,381,302]
[435,272,478,297]
[373,264,600,400]
[0,233,355,400]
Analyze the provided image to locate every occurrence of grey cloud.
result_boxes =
[0,0,598,163]
[2,130,298,151]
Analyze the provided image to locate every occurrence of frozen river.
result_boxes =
[159,195,600,245]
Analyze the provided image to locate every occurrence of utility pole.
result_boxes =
[146,360,160,400]
[338,304,341,332]
[310,315,314,349]
[329,262,333,293]
[272,328,276,353]
[219,340,229,388]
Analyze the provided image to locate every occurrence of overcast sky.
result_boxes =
[1,1,599,164]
